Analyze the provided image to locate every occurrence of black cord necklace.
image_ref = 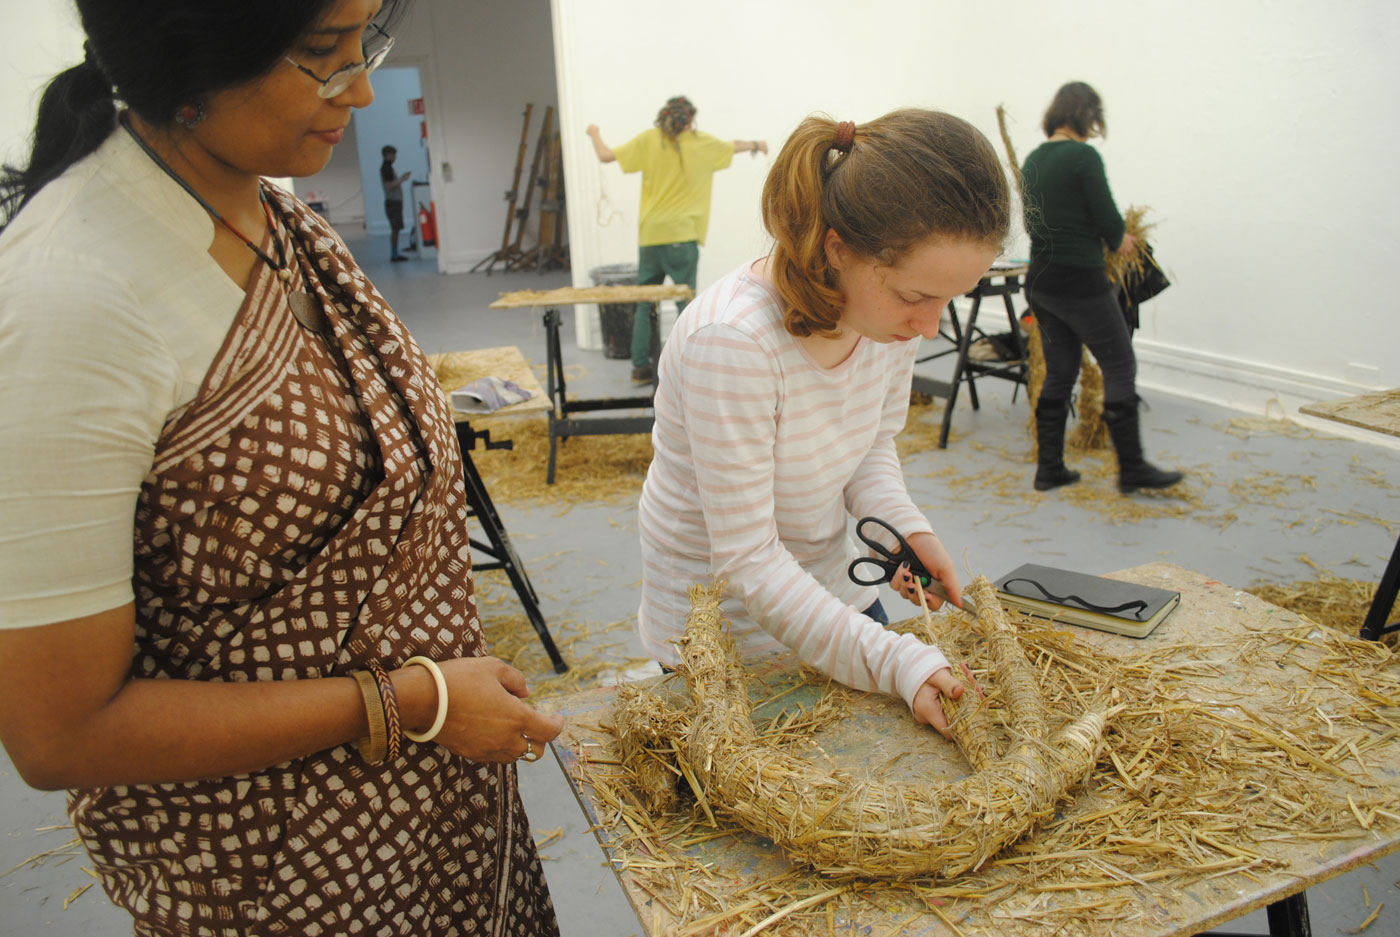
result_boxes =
[121,117,329,333]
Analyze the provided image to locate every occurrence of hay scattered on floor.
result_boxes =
[1216,414,1331,442]
[474,569,654,698]
[896,396,963,458]
[565,592,1400,935]
[1248,557,1399,646]
[914,450,1203,528]
[466,379,653,509]
[0,827,94,912]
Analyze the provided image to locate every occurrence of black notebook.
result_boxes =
[994,563,1180,638]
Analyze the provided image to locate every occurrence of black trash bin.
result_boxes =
[590,263,638,359]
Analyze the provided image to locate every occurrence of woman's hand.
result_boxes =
[890,531,964,611]
[1116,232,1139,255]
[410,656,564,764]
[911,666,964,739]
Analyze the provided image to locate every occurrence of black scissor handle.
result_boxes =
[848,555,896,586]
[853,516,932,586]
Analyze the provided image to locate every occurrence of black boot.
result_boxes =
[1104,397,1183,493]
[1033,397,1080,491]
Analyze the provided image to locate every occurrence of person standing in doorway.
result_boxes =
[380,143,410,261]
[587,96,766,383]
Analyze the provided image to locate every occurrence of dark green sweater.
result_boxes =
[1021,140,1125,269]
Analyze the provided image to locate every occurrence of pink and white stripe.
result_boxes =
[638,262,950,710]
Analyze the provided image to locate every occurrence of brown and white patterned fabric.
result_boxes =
[67,186,559,937]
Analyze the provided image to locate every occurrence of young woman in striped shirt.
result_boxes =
[638,109,1011,737]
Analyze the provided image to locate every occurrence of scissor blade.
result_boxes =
[922,577,978,615]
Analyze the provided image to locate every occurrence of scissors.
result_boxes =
[847,516,977,614]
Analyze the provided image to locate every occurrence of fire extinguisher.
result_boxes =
[417,201,437,248]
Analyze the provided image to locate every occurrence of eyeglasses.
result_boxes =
[285,23,394,99]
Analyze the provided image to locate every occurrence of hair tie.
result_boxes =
[831,120,855,154]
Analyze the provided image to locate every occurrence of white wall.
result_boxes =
[552,0,1400,417]
[0,3,83,167]
[394,0,560,274]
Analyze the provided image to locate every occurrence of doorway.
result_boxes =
[293,65,438,268]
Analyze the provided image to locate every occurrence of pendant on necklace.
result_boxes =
[288,291,330,333]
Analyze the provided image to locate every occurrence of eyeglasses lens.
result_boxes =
[318,30,393,98]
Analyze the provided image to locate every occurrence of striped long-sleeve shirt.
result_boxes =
[637,261,951,711]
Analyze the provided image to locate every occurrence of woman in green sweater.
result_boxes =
[1021,82,1181,494]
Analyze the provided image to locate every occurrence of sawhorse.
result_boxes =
[454,420,567,673]
[910,263,1029,448]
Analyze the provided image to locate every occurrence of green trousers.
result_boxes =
[633,241,699,368]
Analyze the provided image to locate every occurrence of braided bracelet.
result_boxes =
[365,661,402,762]
[352,670,389,764]
[404,656,449,743]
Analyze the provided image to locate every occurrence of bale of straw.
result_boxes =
[615,580,1112,879]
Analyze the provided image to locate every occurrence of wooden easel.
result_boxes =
[500,105,552,270]
[471,103,533,274]
[517,130,568,273]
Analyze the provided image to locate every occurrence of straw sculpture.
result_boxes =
[613,577,1114,879]
[571,570,1399,933]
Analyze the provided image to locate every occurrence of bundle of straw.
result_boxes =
[613,579,1112,879]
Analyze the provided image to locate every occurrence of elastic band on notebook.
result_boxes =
[1001,577,1150,620]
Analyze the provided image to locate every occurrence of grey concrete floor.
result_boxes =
[2,239,1397,936]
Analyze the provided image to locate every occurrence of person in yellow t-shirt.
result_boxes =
[587,95,767,382]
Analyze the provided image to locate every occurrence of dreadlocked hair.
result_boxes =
[655,95,696,147]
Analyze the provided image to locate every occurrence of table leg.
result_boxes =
[1361,533,1400,641]
[544,307,565,485]
[1203,892,1312,937]
[938,298,982,449]
[456,422,568,673]
[1001,290,1028,405]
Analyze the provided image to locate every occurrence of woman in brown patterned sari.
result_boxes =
[0,2,563,934]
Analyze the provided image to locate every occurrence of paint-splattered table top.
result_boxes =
[1300,388,1400,439]
[546,563,1400,936]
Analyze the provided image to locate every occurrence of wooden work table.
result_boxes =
[489,284,694,483]
[1299,388,1400,440]
[546,563,1400,936]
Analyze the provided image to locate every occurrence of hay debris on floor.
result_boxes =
[1248,557,1400,646]
[473,569,655,698]
[467,414,653,508]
